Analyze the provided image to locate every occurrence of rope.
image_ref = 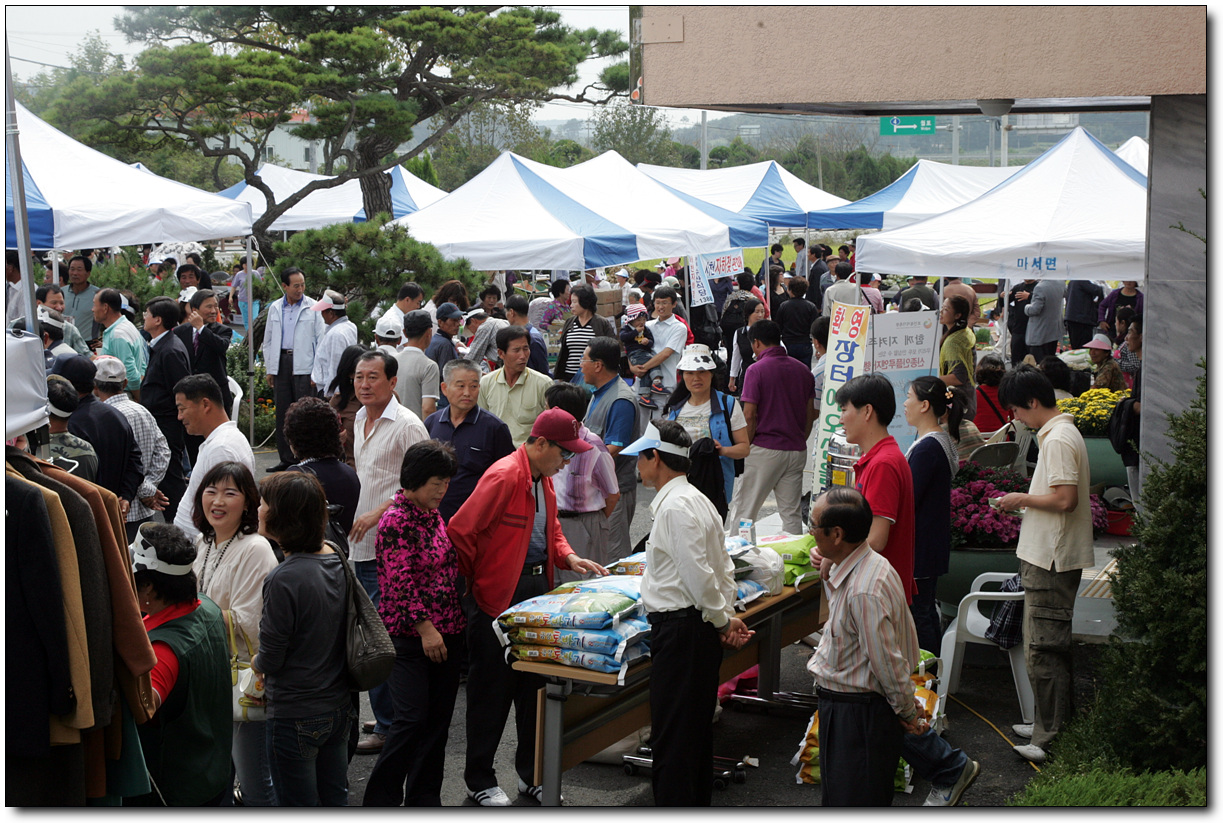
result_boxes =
[949,694,1041,773]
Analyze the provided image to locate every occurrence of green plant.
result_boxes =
[1009,767,1205,806]
[89,254,182,311]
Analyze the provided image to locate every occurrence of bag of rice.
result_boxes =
[609,551,647,575]
[553,574,643,601]
[757,533,816,566]
[736,545,784,595]
[507,616,649,661]
[495,588,639,633]
[783,561,818,587]
[510,642,648,681]
[735,577,768,609]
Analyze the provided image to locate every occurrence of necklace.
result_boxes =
[199,532,238,593]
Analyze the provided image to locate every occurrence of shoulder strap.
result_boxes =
[977,385,1005,422]
[717,391,734,436]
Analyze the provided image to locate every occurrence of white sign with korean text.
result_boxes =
[863,310,941,453]
[691,247,744,307]
[814,302,871,489]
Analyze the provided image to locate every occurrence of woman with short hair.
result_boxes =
[254,471,350,806]
[555,284,615,383]
[191,461,280,805]
[363,440,466,806]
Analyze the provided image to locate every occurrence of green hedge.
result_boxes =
[1008,767,1205,807]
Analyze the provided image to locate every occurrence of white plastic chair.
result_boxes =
[968,441,1021,468]
[228,376,243,423]
[934,572,1034,732]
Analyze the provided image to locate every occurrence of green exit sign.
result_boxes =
[880,116,936,135]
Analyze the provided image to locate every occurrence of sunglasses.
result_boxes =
[558,446,575,462]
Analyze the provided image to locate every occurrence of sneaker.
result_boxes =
[638,396,656,408]
[923,759,979,807]
[517,778,563,805]
[1012,723,1034,739]
[467,786,512,807]
[1013,743,1047,764]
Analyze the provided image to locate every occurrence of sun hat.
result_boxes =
[374,314,403,340]
[614,268,630,280]
[677,343,717,372]
[310,288,346,312]
[624,303,647,320]
[463,307,489,324]
[618,421,691,458]
[1083,333,1113,351]
[530,408,593,454]
[666,257,680,266]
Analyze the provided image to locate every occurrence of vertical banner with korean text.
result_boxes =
[691,247,744,307]
[863,310,941,453]
[814,301,871,489]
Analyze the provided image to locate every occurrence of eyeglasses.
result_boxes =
[559,447,575,462]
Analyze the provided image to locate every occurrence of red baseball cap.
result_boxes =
[530,408,593,454]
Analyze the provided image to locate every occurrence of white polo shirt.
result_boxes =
[1015,413,1094,572]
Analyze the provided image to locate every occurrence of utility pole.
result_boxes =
[1000,113,1009,167]
[951,115,960,165]
[700,110,708,170]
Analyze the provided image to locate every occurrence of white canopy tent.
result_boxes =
[4,101,254,249]
[392,150,767,270]
[806,160,1022,231]
[217,162,447,230]
[1114,136,1150,175]
[637,159,849,228]
[855,127,1148,282]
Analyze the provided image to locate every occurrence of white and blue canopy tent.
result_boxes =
[391,150,768,271]
[1114,136,1149,175]
[854,127,1148,282]
[4,101,255,249]
[637,160,849,229]
[806,159,1022,231]
[217,162,447,230]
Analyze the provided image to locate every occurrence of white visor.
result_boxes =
[618,422,691,458]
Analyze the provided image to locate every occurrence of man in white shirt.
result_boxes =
[622,420,752,806]
[261,267,326,471]
[378,282,425,350]
[173,373,255,539]
[632,286,686,411]
[311,289,359,398]
[996,365,1094,766]
[346,349,429,753]
[373,313,402,357]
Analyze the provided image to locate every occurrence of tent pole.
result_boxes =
[246,235,255,444]
[5,37,38,341]
[998,278,1010,364]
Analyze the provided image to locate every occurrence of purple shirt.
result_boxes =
[740,345,815,452]
[375,491,466,637]
[552,425,619,513]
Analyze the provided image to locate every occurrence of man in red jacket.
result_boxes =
[449,408,609,806]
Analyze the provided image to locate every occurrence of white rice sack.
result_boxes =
[510,642,648,677]
[508,616,649,661]
[553,574,643,601]
[496,588,640,631]
[735,577,768,610]
[609,551,647,575]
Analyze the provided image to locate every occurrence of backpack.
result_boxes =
[1108,397,1140,459]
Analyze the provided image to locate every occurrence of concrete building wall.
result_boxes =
[637,6,1205,112]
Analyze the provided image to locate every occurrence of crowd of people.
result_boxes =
[6,244,1140,807]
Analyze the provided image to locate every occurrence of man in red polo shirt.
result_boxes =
[449,408,609,806]
[813,372,980,807]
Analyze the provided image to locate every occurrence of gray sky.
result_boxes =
[5,5,723,126]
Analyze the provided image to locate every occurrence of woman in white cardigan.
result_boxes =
[191,461,281,805]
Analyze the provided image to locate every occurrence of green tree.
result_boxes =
[269,218,478,346]
[49,7,628,254]
[15,32,127,119]
[431,101,553,190]
[589,103,675,166]
[403,152,439,189]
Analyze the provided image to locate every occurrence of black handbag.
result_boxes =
[328,540,396,691]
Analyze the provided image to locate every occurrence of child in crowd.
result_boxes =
[621,303,663,406]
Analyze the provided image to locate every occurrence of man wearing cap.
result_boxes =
[425,301,463,380]
[621,419,752,806]
[94,287,149,394]
[58,355,144,515]
[463,308,510,372]
[261,267,326,472]
[393,310,440,420]
[373,313,403,357]
[379,282,425,350]
[45,374,100,483]
[639,270,662,315]
[94,355,172,540]
[860,273,885,314]
[142,295,193,522]
[504,295,552,377]
[9,284,91,354]
[478,325,552,448]
[311,289,359,399]
[615,267,632,306]
[13,307,76,370]
[449,408,609,806]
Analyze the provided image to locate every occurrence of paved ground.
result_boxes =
[235,443,1109,806]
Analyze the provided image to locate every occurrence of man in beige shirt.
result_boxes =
[997,365,1093,765]
[477,325,552,447]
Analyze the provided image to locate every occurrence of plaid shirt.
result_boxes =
[983,574,1024,649]
[104,393,170,522]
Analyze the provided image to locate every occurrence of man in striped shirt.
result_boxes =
[807,486,922,806]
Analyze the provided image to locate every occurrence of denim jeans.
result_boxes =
[900,727,967,789]
[354,559,395,735]
[266,703,352,806]
[910,576,944,657]
[233,719,276,806]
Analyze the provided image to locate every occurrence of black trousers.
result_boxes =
[648,610,723,807]
[364,633,466,806]
[1027,341,1058,363]
[817,688,903,806]
[462,574,550,792]
[1065,321,1096,350]
[273,350,318,465]
[1010,335,1030,367]
[154,415,187,523]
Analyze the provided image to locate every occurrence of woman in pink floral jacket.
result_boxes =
[364,440,464,807]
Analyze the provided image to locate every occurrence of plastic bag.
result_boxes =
[736,545,784,595]
[509,642,647,675]
[507,616,649,661]
[735,577,768,610]
[609,551,647,575]
[756,533,816,566]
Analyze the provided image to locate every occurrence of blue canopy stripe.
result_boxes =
[806,165,918,230]
[744,163,809,227]
[646,180,770,249]
[5,162,55,249]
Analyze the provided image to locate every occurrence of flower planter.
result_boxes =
[937,545,1020,621]
[1083,435,1128,488]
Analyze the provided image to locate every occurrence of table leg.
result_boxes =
[541,681,569,806]
[754,614,783,701]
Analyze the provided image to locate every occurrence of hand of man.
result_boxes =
[567,555,609,576]
[188,307,205,330]
[118,498,130,519]
[1016,290,1031,301]
[996,492,1027,513]
[720,618,754,649]
[630,364,646,377]
[140,490,170,511]
[728,377,737,393]
[266,372,275,389]
[349,510,381,544]
[899,714,925,735]
[809,545,833,583]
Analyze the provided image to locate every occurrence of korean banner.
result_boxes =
[863,310,941,453]
[813,301,871,489]
[691,247,744,307]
